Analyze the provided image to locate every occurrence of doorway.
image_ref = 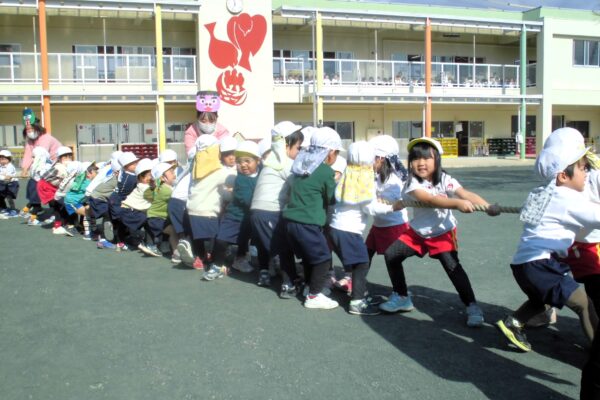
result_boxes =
[456,121,469,156]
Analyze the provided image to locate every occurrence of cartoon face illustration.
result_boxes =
[196,91,221,112]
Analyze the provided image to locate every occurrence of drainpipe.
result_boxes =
[520,24,527,159]
[315,11,323,126]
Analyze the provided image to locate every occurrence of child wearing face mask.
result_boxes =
[183,91,231,154]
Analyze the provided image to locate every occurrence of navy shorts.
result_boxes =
[26,179,40,204]
[108,193,124,220]
[0,181,19,199]
[146,217,166,239]
[120,208,147,231]
[285,220,331,265]
[167,198,188,235]
[511,257,580,309]
[216,214,252,248]
[250,209,286,254]
[189,215,219,240]
[88,197,109,219]
[328,227,370,267]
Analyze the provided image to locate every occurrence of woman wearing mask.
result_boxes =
[20,108,62,177]
[184,91,230,154]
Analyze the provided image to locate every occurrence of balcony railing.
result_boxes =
[0,52,196,84]
[273,58,537,88]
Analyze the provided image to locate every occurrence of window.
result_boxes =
[392,121,422,139]
[511,115,537,137]
[567,121,590,138]
[469,121,484,138]
[322,121,354,140]
[573,39,600,67]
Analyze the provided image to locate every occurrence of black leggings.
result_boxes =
[383,240,476,306]
[350,262,370,301]
[581,275,600,319]
[581,319,600,400]
[308,261,331,296]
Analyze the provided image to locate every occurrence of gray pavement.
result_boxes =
[0,167,587,400]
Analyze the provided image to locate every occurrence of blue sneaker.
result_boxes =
[5,210,18,218]
[379,292,415,313]
[202,264,224,281]
[27,218,42,226]
[97,239,116,249]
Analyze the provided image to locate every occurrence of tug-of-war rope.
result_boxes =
[382,199,522,214]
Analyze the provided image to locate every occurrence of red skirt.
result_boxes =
[37,179,58,205]
[398,227,458,257]
[562,242,600,280]
[365,223,409,254]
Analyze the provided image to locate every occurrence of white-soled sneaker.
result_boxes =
[176,240,194,266]
[466,303,485,328]
[232,257,254,273]
[304,293,339,310]
[379,292,415,313]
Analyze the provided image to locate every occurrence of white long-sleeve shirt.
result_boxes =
[513,185,600,264]
[371,173,409,228]
[330,197,395,235]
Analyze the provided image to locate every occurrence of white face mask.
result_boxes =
[27,130,39,140]
[198,121,216,135]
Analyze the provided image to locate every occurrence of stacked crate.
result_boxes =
[120,143,158,160]
[486,138,517,156]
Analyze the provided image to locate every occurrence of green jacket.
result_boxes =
[283,163,335,226]
[146,183,173,219]
[225,173,258,222]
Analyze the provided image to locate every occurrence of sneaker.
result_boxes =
[171,249,182,264]
[304,293,339,310]
[232,258,254,273]
[203,264,224,281]
[82,232,93,241]
[0,213,8,220]
[526,307,558,328]
[64,226,78,237]
[103,220,114,242]
[192,257,205,270]
[334,276,353,294]
[97,239,116,249]
[379,292,415,313]
[116,242,129,252]
[19,208,30,218]
[349,298,382,316]
[27,218,42,226]
[177,240,194,266]
[279,284,297,299]
[257,270,271,287]
[138,243,161,257]
[41,215,56,226]
[3,210,18,218]
[496,317,532,352]
[302,285,331,297]
[52,226,71,236]
[466,303,485,328]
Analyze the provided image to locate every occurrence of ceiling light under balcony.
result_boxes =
[442,33,460,38]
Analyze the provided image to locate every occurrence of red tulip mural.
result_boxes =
[205,13,267,106]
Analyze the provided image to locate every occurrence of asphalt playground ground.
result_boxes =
[0,167,590,400]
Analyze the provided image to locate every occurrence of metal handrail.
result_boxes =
[0,52,197,84]
[272,57,535,88]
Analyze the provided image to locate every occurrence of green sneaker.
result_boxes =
[496,317,532,352]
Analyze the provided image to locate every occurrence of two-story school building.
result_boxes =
[0,0,598,163]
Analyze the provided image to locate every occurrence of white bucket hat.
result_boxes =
[135,158,154,176]
[348,141,375,166]
[151,162,174,180]
[56,146,73,158]
[118,152,139,168]
[219,136,238,153]
[235,140,261,159]
[272,121,302,138]
[300,126,318,148]
[0,149,12,158]
[195,134,218,151]
[312,127,344,151]
[258,137,272,157]
[159,149,178,163]
[369,135,399,157]
[535,127,589,180]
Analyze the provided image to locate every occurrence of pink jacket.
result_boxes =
[184,122,230,154]
[22,133,62,171]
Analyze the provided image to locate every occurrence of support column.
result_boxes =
[38,0,51,132]
[425,18,432,138]
[155,4,166,152]
[315,11,324,126]
[519,24,527,159]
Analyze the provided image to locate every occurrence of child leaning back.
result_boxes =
[378,137,499,327]
[282,126,343,310]
[496,127,599,352]
[203,140,261,281]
